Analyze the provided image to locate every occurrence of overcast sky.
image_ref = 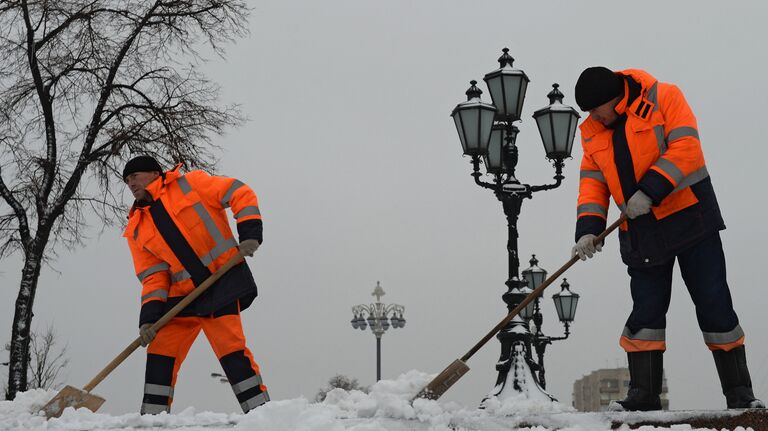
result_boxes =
[2,0,767,414]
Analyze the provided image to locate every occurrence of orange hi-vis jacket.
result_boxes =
[124,165,262,326]
[575,69,724,267]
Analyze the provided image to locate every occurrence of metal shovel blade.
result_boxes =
[413,359,470,401]
[41,385,106,418]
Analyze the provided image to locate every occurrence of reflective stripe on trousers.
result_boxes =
[232,374,263,395]
[141,403,170,415]
[703,325,744,345]
[621,327,665,342]
[144,383,174,398]
[241,391,270,412]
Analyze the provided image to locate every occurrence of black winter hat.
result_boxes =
[574,66,624,111]
[122,155,163,181]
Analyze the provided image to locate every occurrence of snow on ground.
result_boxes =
[0,370,751,431]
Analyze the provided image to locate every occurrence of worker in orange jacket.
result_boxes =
[122,155,268,414]
[572,67,764,411]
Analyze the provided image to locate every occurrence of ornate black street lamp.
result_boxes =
[350,282,406,381]
[522,256,580,390]
[450,48,580,400]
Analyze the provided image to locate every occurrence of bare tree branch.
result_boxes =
[21,0,59,220]
[3,325,69,391]
[0,164,31,250]
[27,325,69,390]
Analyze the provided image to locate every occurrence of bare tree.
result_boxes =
[315,374,367,402]
[0,0,248,399]
[4,326,69,393]
[3,325,69,396]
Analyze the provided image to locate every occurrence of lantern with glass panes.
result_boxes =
[520,255,580,389]
[521,254,546,323]
[449,48,581,399]
[532,83,581,178]
[520,254,581,330]
[552,278,579,331]
[451,80,497,158]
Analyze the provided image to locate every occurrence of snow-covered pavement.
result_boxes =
[0,371,755,431]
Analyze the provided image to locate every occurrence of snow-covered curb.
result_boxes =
[0,371,751,431]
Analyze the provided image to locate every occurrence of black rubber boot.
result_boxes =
[609,350,663,411]
[713,346,765,409]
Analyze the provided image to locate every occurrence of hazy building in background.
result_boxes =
[572,368,669,411]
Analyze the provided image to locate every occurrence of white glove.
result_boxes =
[238,239,260,257]
[625,190,652,219]
[572,234,602,261]
[139,324,157,347]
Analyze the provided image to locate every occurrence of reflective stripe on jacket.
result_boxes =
[575,69,724,266]
[124,165,261,325]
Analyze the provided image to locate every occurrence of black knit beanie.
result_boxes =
[574,66,624,111]
[122,155,163,181]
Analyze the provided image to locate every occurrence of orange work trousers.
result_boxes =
[141,303,268,414]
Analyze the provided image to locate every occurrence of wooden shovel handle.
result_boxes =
[82,252,246,393]
[460,215,627,362]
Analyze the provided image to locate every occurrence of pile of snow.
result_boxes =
[0,370,750,430]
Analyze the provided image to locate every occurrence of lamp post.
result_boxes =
[350,281,406,381]
[450,48,581,401]
[210,372,228,384]
[522,255,580,390]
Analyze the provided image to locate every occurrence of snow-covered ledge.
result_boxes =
[1,372,758,431]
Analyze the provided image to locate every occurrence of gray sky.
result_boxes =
[2,0,768,414]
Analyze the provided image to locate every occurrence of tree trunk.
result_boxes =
[6,248,44,400]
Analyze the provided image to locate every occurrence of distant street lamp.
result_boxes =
[210,372,228,384]
[450,48,581,400]
[350,281,406,381]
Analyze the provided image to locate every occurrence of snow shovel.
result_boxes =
[414,215,628,401]
[41,251,247,418]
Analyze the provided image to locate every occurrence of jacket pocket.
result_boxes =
[583,135,614,172]
[140,230,166,260]
[620,216,666,266]
[583,134,611,155]
[171,193,204,230]
[660,207,706,251]
[629,114,664,164]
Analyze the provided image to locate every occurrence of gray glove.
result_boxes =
[139,324,157,347]
[238,239,260,257]
[625,190,652,219]
[572,234,602,261]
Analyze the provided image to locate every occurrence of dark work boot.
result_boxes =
[608,350,663,411]
[713,346,765,409]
